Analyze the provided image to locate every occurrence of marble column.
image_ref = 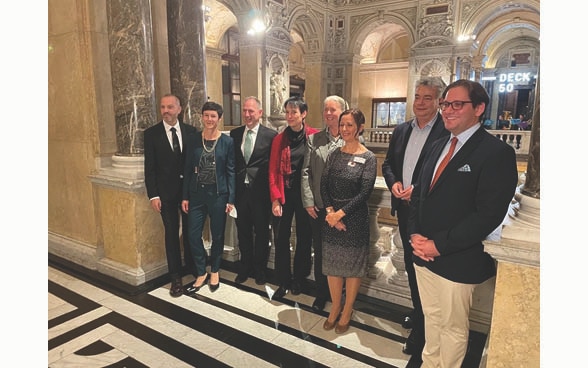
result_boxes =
[87,0,168,285]
[167,0,208,128]
[472,55,485,82]
[341,54,362,107]
[205,47,225,105]
[238,36,264,110]
[107,0,156,156]
[303,52,328,129]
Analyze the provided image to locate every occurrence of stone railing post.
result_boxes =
[482,191,540,367]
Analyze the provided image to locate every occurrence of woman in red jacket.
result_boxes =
[269,96,319,299]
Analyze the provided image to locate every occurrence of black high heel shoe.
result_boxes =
[186,274,209,295]
[209,272,220,292]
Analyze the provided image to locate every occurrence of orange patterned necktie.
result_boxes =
[429,137,458,191]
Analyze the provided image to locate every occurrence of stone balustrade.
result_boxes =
[364,128,532,156]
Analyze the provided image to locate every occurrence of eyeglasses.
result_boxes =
[440,100,473,111]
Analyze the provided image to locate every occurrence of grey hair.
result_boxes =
[243,96,262,109]
[415,77,447,99]
[323,95,349,111]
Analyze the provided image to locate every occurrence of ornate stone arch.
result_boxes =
[348,12,415,57]
[457,0,539,68]
[215,0,256,15]
[203,2,238,49]
[286,6,324,52]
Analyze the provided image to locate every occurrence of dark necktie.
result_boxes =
[429,137,458,191]
[244,129,253,163]
[170,127,181,157]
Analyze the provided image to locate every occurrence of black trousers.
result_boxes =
[397,203,424,332]
[160,200,194,279]
[274,186,312,287]
[235,185,272,278]
[309,208,329,299]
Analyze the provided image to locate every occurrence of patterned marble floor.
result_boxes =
[48,258,486,367]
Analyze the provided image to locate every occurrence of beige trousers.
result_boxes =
[415,265,477,368]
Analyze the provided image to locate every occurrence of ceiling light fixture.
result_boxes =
[457,34,477,42]
[246,8,272,36]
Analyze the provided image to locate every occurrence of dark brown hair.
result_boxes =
[339,108,365,136]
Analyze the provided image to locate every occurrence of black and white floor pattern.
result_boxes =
[48,258,486,367]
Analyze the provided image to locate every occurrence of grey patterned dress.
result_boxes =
[320,148,377,277]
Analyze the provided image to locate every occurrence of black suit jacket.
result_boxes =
[144,121,198,203]
[407,126,518,284]
[230,124,277,201]
[382,113,449,216]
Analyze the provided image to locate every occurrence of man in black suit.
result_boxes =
[144,94,198,297]
[408,80,518,367]
[382,77,449,357]
[230,96,277,285]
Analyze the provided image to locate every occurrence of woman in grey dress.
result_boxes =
[320,108,377,334]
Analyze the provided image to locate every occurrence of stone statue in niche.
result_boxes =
[270,68,287,115]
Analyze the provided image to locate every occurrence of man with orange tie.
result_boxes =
[407,80,518,367]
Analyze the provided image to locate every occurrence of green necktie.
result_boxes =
[244,129,253,163]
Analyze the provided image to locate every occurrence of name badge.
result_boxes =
[353,156,366,164]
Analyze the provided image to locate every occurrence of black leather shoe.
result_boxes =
[402,329,425,356]
[402,314,413,329]
[184,284,197,295]
[273,285,288,299]
[234,274,248,284]
[170,278,183,297]
[312,297,327,312]
[290,279,303,295]
[255,272,267,285]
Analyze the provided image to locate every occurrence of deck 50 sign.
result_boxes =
[498,72,532,93]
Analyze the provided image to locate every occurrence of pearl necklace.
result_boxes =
[202,131,219,153]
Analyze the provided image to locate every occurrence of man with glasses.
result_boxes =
[408,80,518,367]
[382,77,449,357]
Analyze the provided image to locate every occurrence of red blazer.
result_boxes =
[269,125,319,204]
